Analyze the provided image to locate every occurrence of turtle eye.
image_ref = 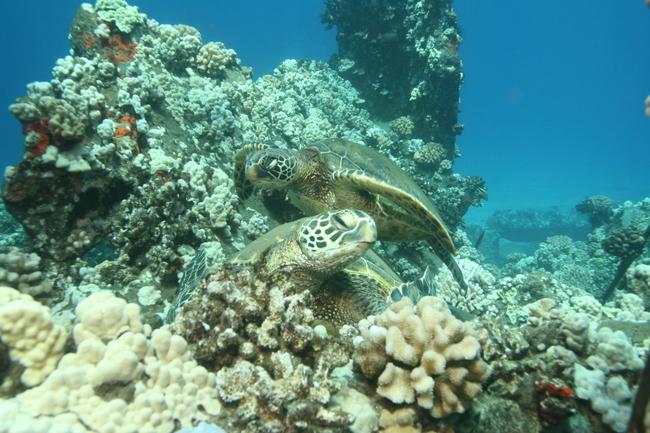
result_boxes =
[266,158,278,169]
[332,214,349,229]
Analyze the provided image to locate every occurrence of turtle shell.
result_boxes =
[308,139,454,250]
[310,138,440,215]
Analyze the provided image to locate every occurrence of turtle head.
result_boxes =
[245,148,299,188]
[297,209,377,272]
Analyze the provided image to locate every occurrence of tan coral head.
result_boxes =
[298,209,376,269]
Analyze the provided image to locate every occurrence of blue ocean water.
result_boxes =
[1,0,648,224]
[455,0,650,224]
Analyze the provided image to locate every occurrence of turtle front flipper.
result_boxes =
[331,169,455,252]
[234,143,269,199]
[331,169,469,293]
[166,249,208,323]
[316,270,392,329]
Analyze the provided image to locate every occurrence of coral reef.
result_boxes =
[322,0,463,150]
[502,235,617,295]
[477,297,647,433]
[1,1,648,432]
[576,195,614,228]
[487,207,590,243]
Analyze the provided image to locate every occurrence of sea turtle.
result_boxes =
[167,209,470,328]
[234,138,468,293]
[167,209,398,327]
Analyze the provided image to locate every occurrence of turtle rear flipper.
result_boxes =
[234,143,269,199]
[394,266,473,320]
[431,240,469,295]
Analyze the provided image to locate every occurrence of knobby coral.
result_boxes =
[0,290,222,433]
[353,297,489,418]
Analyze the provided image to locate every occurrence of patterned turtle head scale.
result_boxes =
[244,147,300,188]
[298,208,377,269]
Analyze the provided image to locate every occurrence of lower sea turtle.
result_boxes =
[168,209,397,327]
[234,138,468,293]
[167,209,470,328]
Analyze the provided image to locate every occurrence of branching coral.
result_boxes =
[352,297,489,418]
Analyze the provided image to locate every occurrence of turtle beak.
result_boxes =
[245,163,263,181]
[356,217,377,245]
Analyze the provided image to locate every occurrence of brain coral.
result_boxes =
[352,297,489,418]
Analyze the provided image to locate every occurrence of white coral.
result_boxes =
[196,42,240,78]
[95,0,146,34]
[0,286,67,388]
[0,291,221,433]
[574,364,633,433]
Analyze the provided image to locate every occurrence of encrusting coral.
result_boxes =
[171,263,355,433]
[353,296,489,418]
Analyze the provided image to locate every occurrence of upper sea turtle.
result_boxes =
[234,138,468,293]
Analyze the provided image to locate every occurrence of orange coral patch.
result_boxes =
[22,117,51,156]
[114,126,131,138]
[104,34,137,64]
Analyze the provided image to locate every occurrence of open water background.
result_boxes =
[1,0,648,225]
